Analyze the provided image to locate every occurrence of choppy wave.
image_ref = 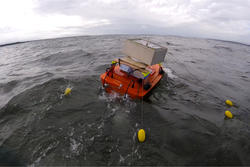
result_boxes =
[0,35,250,165]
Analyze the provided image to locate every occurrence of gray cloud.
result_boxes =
[0,0,250,44]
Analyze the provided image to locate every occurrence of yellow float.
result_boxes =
[138,129,146,143]
[225,100,233,106]
[225,110,233,119]
[64,87,72,96]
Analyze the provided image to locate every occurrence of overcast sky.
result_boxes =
[0,0,250,44]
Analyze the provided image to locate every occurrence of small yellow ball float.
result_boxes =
[225,100,233,106]
[64,87,72,96]
[225,110,233,119]
[138,129,146,143]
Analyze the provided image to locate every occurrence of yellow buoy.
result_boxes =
[225,110,233,119]
[138,129,146,143]
[225,100,233,106]
[64,87,71,96]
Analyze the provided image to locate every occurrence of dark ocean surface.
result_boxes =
[0,35,250,166]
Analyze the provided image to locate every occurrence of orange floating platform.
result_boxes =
[100,39,167,99]
[100,61,164,99]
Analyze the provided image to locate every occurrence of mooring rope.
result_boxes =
[141,80,144,126]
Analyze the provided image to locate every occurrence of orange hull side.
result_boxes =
[100,64,163,99]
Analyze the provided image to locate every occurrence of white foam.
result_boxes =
[163,67,178,79]
[70,138,81,155]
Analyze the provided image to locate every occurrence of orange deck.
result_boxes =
[100,64,163,99]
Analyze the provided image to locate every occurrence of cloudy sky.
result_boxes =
[0,0,250,44]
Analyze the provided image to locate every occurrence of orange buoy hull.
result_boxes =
[100,64,163,99]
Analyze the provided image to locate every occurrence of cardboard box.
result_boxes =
[122,39,167,65]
